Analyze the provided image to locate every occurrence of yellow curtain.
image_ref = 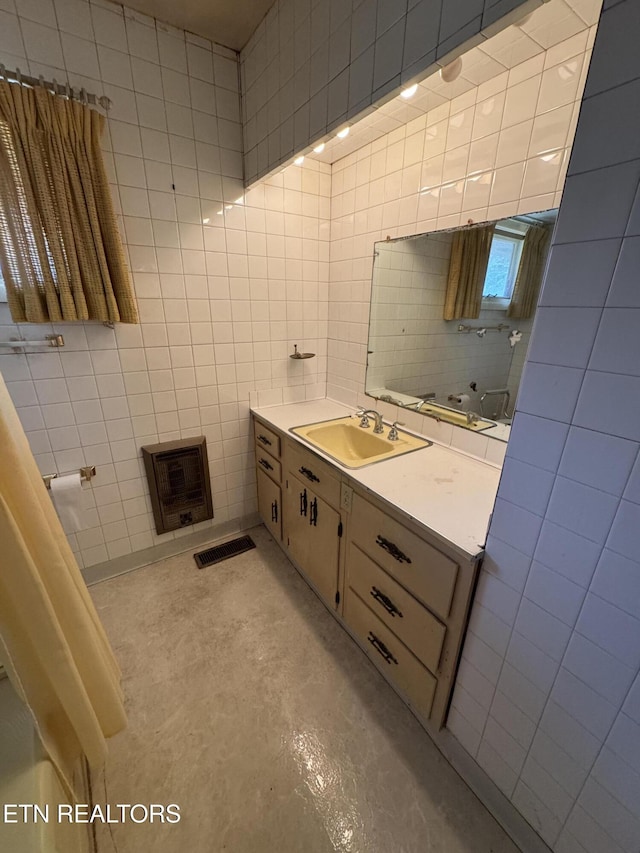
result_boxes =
[507,224,551,319]
[0,373,126,796]
[0,79,138,323]
[443,223,495,320]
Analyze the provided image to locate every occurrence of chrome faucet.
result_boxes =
[357,408,384,434]
[466,411,481,426]
[387,421,404,441]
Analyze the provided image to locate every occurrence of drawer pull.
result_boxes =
[300,489,308,517]
[258,457,273,471]
[367,631,398,665]
[376,535,412,565]
[271,500,278,523]
[299,466,319,484]
[309,497,318,526]
[257,434,272,447]
[370,586,403,618]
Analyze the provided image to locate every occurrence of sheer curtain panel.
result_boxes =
[443,223,496,320]
[0,80,138,323]
[507,224,551,320]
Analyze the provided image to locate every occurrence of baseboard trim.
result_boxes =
[430,729,552,853]
[82,513,261,586]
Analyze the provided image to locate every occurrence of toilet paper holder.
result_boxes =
[43,466,96,490]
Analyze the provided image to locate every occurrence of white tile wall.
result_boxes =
[3,2,639,852]
[0,0,330,569]
[240,0,535,184]
[326,23,593,468]
[449,1,640,851]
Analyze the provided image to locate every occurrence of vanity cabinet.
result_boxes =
[283,439,343,610]
[254,419,282,542]
[349,493,458,621]
[343,586,438,720]
[257,468,281,541]
[344,490,469,728]
[284,472,341,607]
[252,413,481,732]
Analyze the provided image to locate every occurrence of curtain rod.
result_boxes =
[0,65,112,111]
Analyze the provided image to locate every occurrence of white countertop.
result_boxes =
[252,399,501,561]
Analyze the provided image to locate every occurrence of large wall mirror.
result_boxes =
[365,208,557,443]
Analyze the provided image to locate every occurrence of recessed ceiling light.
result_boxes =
[294,155,305,165]
[336,126,350,139]
[401,84,418,99]
[439,57,463,83]
[313,142,325,153]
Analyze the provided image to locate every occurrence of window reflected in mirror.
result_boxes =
[365,209,557,442]
[483,227,525,304]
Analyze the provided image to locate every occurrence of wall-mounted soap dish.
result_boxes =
[290,344,315,360]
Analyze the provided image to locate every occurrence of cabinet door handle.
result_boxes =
[367,631,398,665]
[370,586,403,618]
[257,434,272,447]
[375,535,412,564]
[271,500,278,523]
[309,497,318,526]
[300,489,308,517]
[258,457,273,471]
[299,466,319,484]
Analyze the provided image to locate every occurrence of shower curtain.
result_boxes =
[0,372,126,796]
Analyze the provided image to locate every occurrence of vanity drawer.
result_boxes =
[347,542,446,675]
[344,587,436,720]
[350,493,458,620]
[285,439,341,508]
[254,421,281,459]
[255,446,281,484]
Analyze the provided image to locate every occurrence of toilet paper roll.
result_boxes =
[50,473,86,533]
[455,394,471,411]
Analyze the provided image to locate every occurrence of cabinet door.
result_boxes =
[257,467,281,541]
[284,472,341,608]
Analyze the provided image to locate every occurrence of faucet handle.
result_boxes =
[388,421,405,441]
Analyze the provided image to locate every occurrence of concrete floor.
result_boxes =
[91,525,519,853]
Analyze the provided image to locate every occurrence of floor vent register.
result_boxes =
[194,535,256,568]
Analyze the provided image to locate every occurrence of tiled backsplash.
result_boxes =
[239,0,531,184]
[0,0,330,568]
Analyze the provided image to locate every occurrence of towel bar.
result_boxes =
[0,334,65,349]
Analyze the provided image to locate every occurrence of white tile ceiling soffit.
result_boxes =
[305,0,602,168]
